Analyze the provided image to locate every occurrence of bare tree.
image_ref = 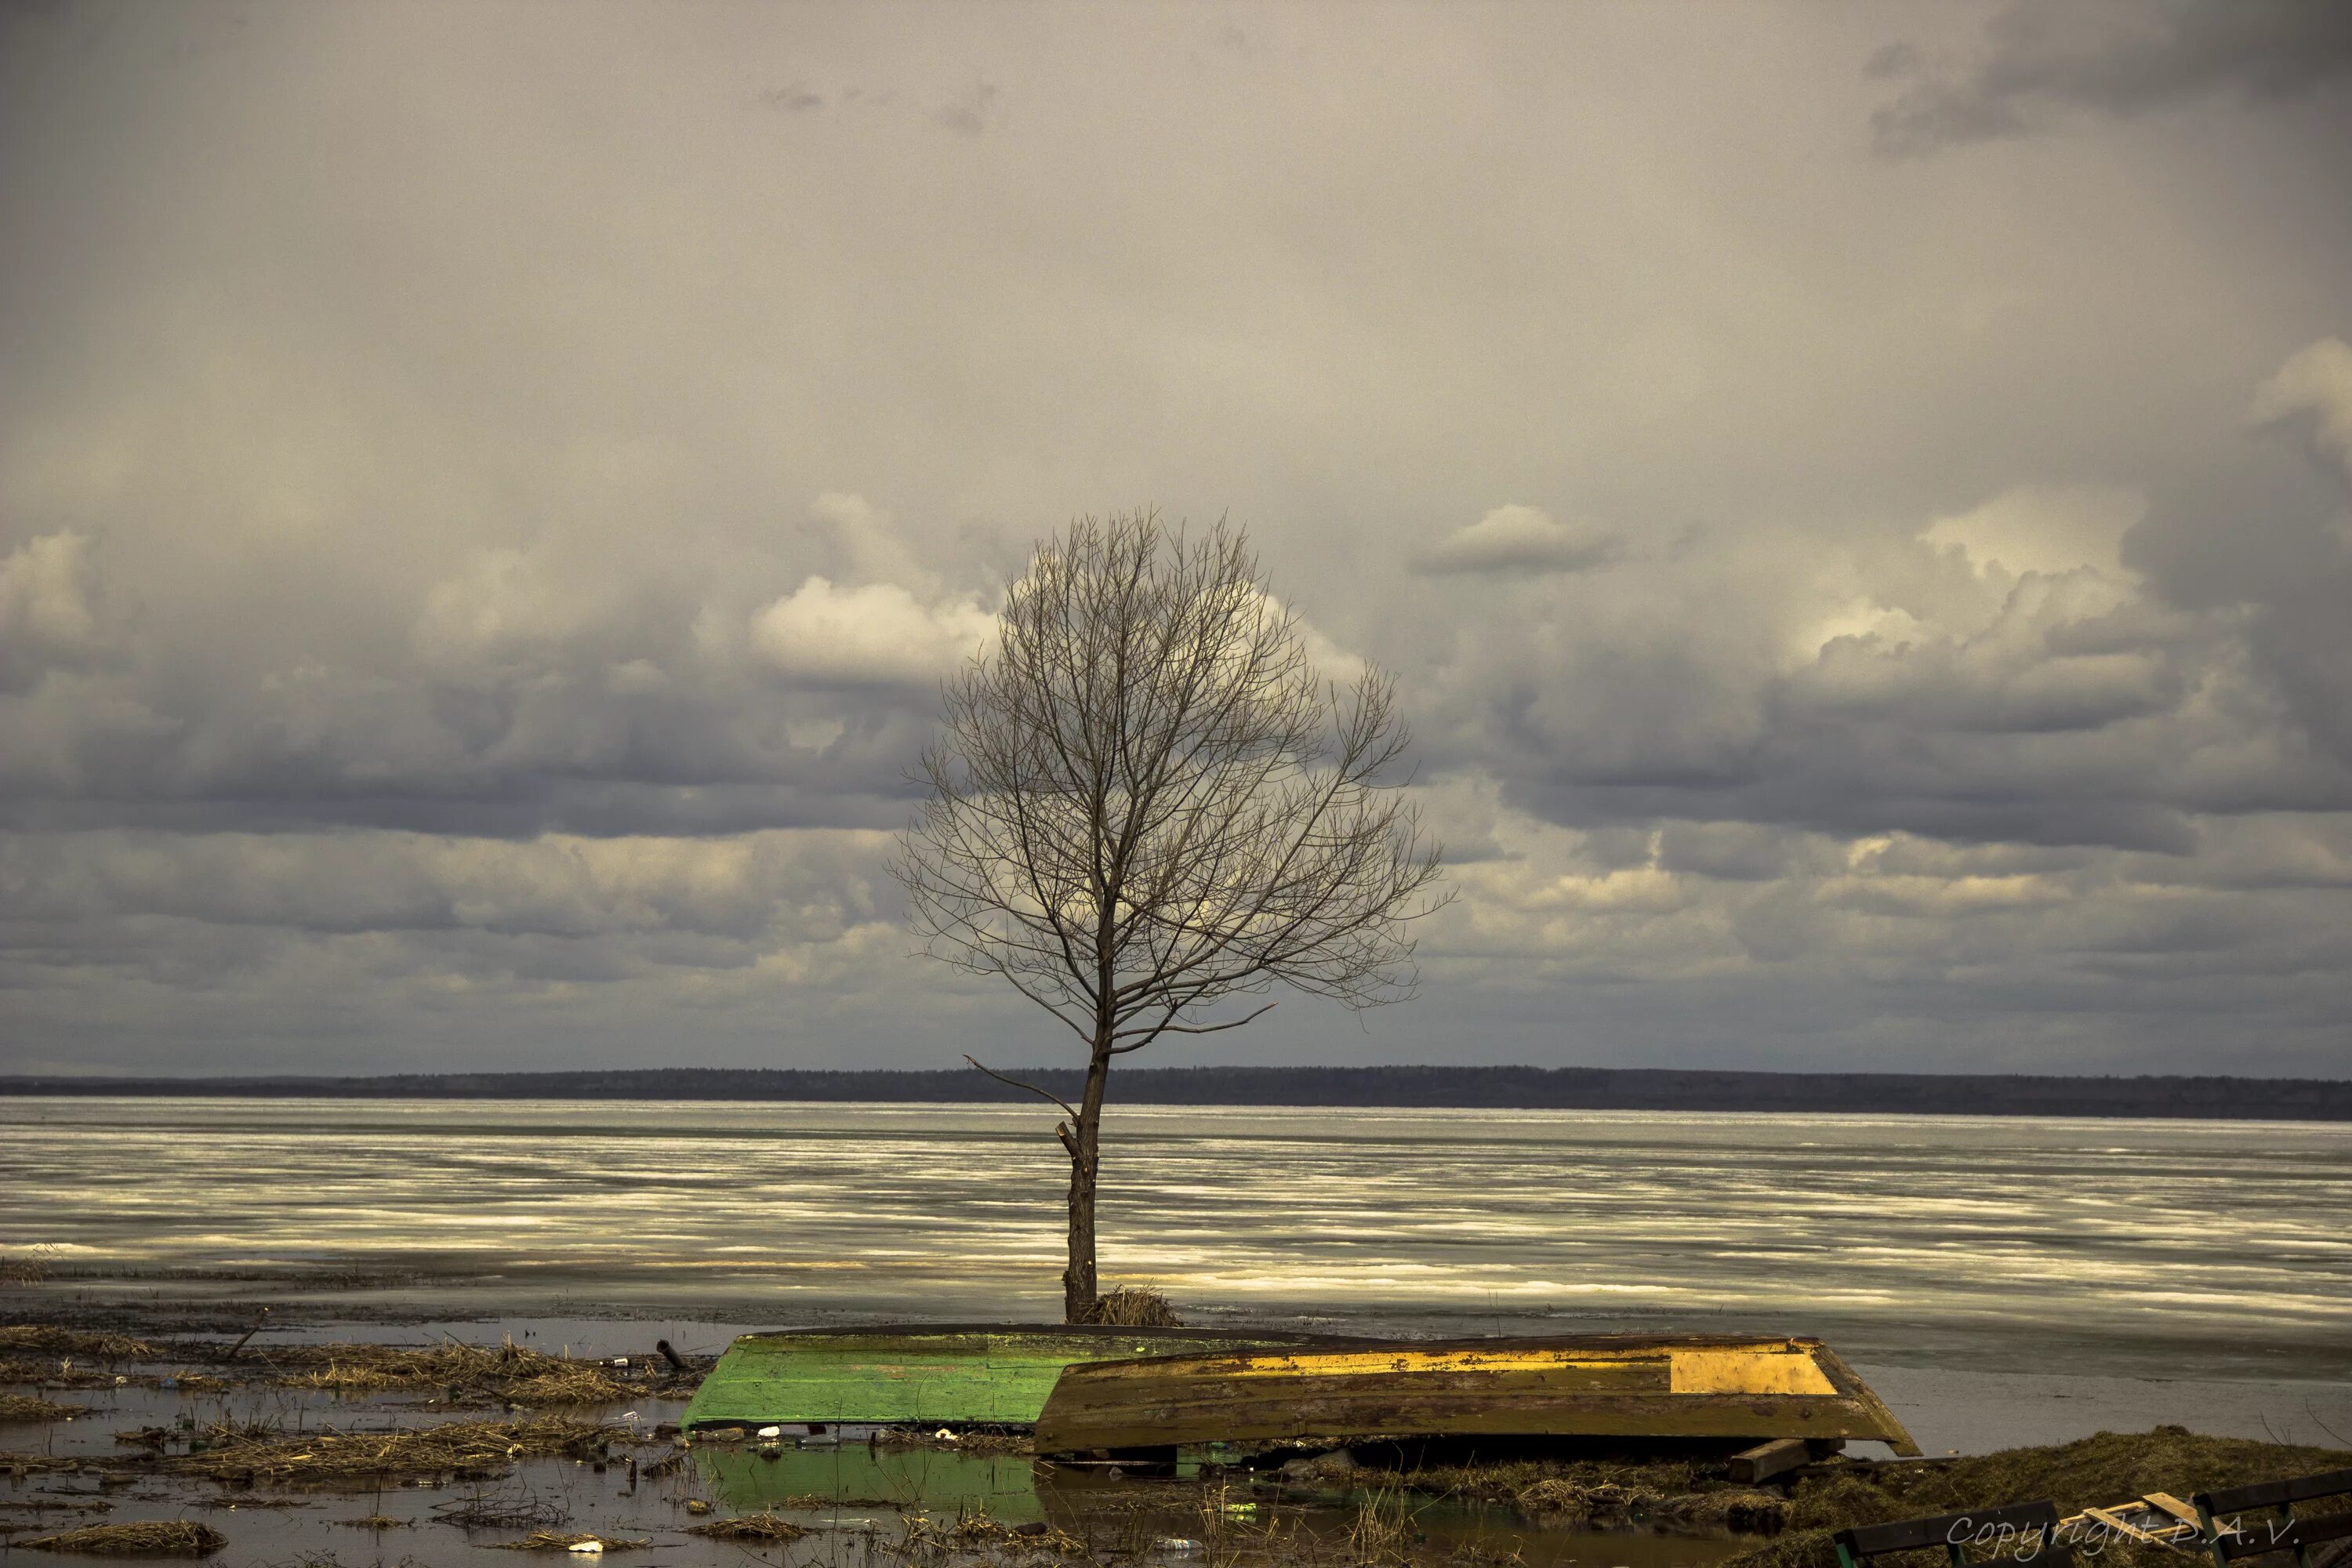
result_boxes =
[891,511,1447,1322]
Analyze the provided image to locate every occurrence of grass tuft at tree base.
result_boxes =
[1075,1285,1184,1327]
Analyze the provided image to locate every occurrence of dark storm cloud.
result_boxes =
[1872,0,2352,154]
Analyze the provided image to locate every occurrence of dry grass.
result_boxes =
[1719,1428,2352,1568]
[432,1493,571,1529]
[489,1530,652,1551]
[894,1504,1088,1558]
[0,1392,89,1422]
[1076,1286,1184,1327]
[0,1326,157,1362]
[166,1416,622,1482]
[20,1520,227,1556]
[685,1509,809,1541]
[1345,1486,1426,1568]
[1396,1455,1700,1509]
[266,1341,638,1405]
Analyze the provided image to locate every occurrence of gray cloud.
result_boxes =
[1872,0,2352,155]
[0,2,2347,1077]
[931,78,1000,137]
[1415,506,1623,575]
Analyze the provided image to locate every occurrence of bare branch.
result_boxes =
[889,510,1449,1063]
[963,1054,1080,1122]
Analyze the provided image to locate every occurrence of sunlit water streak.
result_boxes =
[3,1098,2347,1381]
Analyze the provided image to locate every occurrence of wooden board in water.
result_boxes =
[1032,1334,1922,1456]
[681,1323,1346,1432]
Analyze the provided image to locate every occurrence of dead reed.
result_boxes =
[266,1340,637,1404]
[20,1520,227,1556]
[0,1327,157,1362]
[685,1509,808,1541]
[166,1417,622,1482]
[0,1393,90,1423]
[489,1530,652,1551]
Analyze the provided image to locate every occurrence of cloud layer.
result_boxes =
[2,2,2348,1078]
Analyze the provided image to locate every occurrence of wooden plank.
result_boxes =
[1841,1501,2060,1560]
[1037,1382,1918,1451]
[2199,1469,2352,1516]
[1813,1345,1923,1457]
[2212,1512,2352,1563]
[1730,1438,1813,1484]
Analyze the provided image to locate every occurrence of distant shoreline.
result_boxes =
[2,1064,2348,1120]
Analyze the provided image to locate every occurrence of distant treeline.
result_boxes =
[2,1064,2347,1120]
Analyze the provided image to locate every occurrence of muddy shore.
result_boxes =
[4,1308,2347,1568]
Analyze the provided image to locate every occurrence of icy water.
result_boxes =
[5,1097,2348,1381]
[2,1094,2350,1567]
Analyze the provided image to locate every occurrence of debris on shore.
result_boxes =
[489,1530,653,1552]
[684,1509,808,1541]
[166,1416,627,1482]
[0,1327,158,1363]
[19,1519,227,1556]
[1715,1427,2352,1568]
[265,1338,677,1405]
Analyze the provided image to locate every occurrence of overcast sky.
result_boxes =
[4,1,2350,1080]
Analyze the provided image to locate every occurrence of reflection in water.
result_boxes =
[2,1098,2347,1377]
[695,1442,1755,1568]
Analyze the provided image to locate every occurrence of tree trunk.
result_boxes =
[1062,1042,1113,1323]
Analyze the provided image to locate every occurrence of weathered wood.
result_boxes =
[1730,1438,1813,1484]
[681,1325,1346,1432]
[1838,1499,2065,1563]
[2199,1471,2352,1516]
[1033,1334,1921,1455]
[2196,1468,2352,1567]
[2208,1512,2352,1563]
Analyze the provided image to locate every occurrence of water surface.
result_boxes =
[5,1097,2346,1388]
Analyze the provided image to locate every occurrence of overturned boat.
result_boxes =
[681,1323,1346,1434]
[1033,1334,1920,1456]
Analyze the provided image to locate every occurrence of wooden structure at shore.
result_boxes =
[1033,1334,1921,1456]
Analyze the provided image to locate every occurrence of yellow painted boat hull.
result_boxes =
[1033,1334,1920,1456]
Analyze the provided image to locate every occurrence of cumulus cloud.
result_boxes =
[1417,343,2352,868]
[2250,336,2352,481]
[1416,506,1621,575]
[1918,485,2145,582]
[750,576,994,687]
[1871,0,2352,155]
[0,531,110,690]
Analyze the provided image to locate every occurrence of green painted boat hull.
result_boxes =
[681,1323,1341,1432]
